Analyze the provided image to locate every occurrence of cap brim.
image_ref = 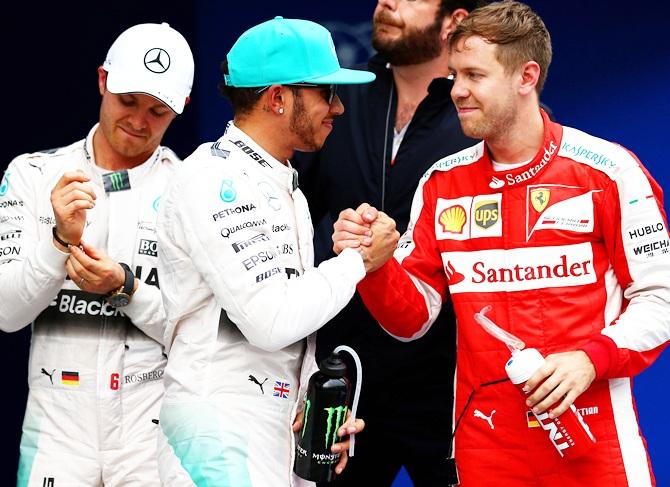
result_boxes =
[106,72,185,114]
[304,67,376,85]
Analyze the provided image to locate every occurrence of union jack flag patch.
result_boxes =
[273,381,290,399]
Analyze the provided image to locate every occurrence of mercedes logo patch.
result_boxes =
[144,48,170,73]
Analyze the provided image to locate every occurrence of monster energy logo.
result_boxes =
[301,399,348,449]
[103,170,130,192]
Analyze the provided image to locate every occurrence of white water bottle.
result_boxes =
[505,347,596,458]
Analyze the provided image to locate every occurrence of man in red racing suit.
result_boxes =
[358,108,669,485]
[345,3,670,485]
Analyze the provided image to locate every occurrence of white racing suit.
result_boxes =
[156,122,365,487]
[0,125,177,486]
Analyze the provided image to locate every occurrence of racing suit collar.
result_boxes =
[84,124,163,189]
[483,109,562,190]
[222,121,299,194]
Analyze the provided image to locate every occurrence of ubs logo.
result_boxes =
[144,48,170,73]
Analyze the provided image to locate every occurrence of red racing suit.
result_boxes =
[358,110,670,485]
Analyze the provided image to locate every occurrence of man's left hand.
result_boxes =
[524,350,596,418]
[292,411,365,475]
[66,241,129,295]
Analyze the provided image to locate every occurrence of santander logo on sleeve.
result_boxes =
[442,242,596,294]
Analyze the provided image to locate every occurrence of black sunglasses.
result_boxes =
[255,83,338,105]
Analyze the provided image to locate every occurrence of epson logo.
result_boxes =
[138,239,158,257]
[232,233,269,253]
[243,250,278,270]
[1,246,19,257]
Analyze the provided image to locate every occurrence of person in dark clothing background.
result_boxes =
[293,1,489,485]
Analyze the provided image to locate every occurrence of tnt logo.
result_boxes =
[138,239,158,257]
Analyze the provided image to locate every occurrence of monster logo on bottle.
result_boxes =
[301,400,349,449]
[294,353,351,483]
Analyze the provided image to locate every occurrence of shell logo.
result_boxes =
[439,205,467,233]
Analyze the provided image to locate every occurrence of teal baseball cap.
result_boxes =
[223,16,375,87]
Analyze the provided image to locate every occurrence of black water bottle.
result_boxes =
[294,352,351,483]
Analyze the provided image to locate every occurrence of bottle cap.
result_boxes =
[318,352,347,378]
[505,348,545,384]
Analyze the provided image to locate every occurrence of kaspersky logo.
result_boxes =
[301,400,349,449]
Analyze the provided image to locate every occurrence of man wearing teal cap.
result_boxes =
[154,17,398,486]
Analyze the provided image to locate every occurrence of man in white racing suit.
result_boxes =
[0,23,194,486]
[156,17,397,487]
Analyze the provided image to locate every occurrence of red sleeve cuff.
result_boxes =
[580,334,618,379]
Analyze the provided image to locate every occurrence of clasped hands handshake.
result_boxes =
[332,203,400,273]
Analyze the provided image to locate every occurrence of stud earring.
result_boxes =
[279,107,284,114]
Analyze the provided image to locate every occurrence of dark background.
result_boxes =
[2,2,668,485]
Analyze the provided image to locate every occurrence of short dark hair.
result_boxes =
[217,60,264,115]
[438,0,491,19]
[448,1,552,93]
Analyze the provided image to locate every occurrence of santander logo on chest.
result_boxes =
[442,242,596,294]
[489,139,558,190]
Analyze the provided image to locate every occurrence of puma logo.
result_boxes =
[41,368,56,385]
[474,409,496,430]
[248,374,268,394]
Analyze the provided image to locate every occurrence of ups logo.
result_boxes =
[474,200,499,229]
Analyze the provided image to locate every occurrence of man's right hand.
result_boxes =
[333,203,399,273]
[50,170,96,248]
